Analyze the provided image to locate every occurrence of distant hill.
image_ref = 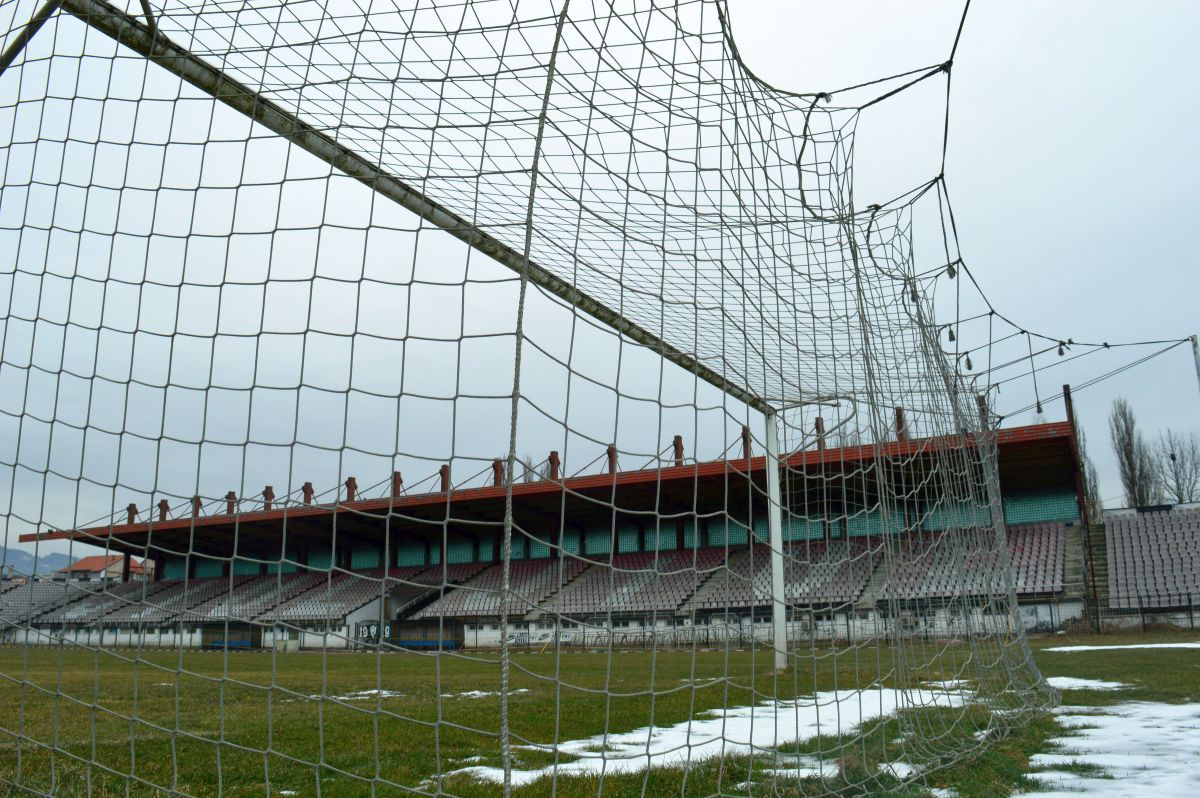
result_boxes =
[0,547,78,576]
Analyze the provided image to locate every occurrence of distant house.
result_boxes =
[55,555,150,582]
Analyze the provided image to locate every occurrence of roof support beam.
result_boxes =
[61,0,770,415]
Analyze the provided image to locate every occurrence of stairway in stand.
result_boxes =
[523,559,593,622]
[854,556,892,611]
[1061,521,1088,600]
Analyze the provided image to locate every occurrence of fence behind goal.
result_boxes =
[0,0,1053,794]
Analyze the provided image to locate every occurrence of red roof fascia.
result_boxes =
[21,456,764,544]
[21,422,1073,545]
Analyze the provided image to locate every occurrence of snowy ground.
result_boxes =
[440,687,967,786]
[1016,639,1200,797]
[1020,702,1200,797]
[432,639,1200,794]
[1042,641,1200,653]
[1043,677,1128,691]
[442,676,1200,793]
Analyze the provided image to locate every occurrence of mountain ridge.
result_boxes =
[0,547,78,576]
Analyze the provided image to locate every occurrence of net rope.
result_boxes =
[0,0,1055,795]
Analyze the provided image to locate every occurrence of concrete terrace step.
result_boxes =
[1087,523,1110,603]
[523,559,593,621]
[674,566,724,619]
[678,548,754,616]
[1062,522,1088,600]
[855,557,894,610]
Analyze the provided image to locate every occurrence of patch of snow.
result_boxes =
[439,687,967,786]
[1026,768,1086,789]
[307,689,405,701]
[923,680,972,689]
[1043,641,1200,653]
[441,688,530,699]
[278,791,298,796]
[758,754,836,780]
[878,761,917,779]
[1045,677,1128,691]
[759,764,831,780]
[929,788,959,798]
[1016,702,1200,797]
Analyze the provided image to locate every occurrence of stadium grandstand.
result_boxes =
[9,419,1099,649]
[1102,504,1200,619]
[3,0,1196,792]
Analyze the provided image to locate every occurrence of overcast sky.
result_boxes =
[730,0,1200,506]
[2,0,1198,561]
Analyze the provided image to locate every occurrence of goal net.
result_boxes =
[0,0,1053,794]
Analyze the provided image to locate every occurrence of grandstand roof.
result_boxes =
[55,555,145,575]
[22,422,1079,561]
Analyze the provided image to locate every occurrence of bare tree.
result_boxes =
[1076,427,1104,524]
[1155,429,1200,504]
[493,454,549,484]
[1108,398,1161,507]
[519,453,548,483]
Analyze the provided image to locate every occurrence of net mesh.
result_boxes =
[0,0,1054,794]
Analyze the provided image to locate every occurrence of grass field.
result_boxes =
[0,630,1195,797]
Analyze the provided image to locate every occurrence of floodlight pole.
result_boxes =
[763,408,788,671]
